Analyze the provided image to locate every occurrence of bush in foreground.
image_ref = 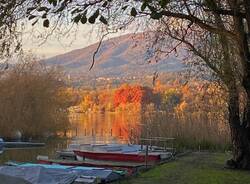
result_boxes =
[0,57,71,139]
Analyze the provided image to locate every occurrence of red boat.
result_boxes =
[73,150,165,163]
[36,155,145,175]
[37,155,146,168]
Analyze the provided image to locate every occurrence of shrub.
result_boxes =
[0,57,71,139]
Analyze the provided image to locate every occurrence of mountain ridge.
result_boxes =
[44,33,184,77]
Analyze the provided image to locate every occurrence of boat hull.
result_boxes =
[37,158,137,175]
[74,150,160,163]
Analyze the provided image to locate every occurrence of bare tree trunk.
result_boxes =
[227,88,250,169]
[223,0,250,169]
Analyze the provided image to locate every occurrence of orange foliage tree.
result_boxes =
[113,84,158,109]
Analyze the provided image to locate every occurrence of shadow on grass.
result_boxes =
[116,152,250,184]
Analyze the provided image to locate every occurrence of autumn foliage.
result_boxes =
[73,79,227,119]
[113,84,156,108]
[0,60,73,139]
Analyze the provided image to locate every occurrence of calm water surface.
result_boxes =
[0,112,140,164]
[0,112,230,163]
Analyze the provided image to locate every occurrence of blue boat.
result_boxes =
[0,138,45,153]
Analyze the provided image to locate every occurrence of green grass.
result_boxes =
[116,152,250,184]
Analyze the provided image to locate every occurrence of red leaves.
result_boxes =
[114,84,154,107]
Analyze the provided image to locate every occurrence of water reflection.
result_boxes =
[70,112,141,143]
[0,111,230,163]
[0,112,141,163]
[0,138,70,164]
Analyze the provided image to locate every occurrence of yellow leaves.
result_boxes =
[176,101,188,113]
[154,80,163,92]
[181,84,190,97]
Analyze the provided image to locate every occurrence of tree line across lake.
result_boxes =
[70,79,230,150]
[0,55,231,152]
[72,80,227,115]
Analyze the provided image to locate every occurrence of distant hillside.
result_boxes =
[44,33,184,77]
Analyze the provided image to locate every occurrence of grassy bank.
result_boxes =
[117,152,250,184]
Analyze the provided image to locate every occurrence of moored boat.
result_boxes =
[37,155,147,175]
[0,138,45,153]
[76,143,172,162]
[4,162,124,183]
[73,150,170,163]
[37,155,146,168]
[57,143,172,163]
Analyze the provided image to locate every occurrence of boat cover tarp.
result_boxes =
[20,163,99,170]
[18,163,122,182]
[0,164,123,183]
[80,144,142,153]
[0,173,32,184]
[72,168,121,182]
[0,166,77,184]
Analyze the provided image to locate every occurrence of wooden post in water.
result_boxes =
[110,129,112,137]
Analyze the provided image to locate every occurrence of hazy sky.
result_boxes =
[23,24,99,58]
[22,24,129,59]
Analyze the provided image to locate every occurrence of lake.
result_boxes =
[0,112,141,164]
[0,111,230,163]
